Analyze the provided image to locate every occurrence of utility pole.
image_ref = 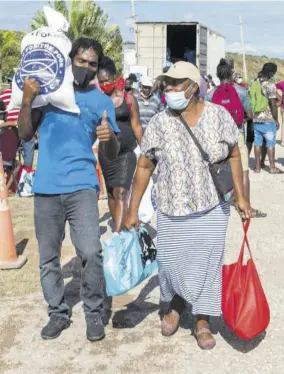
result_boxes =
[130,0,136,36]
[131,0,136,21]
[239,16,248,82]
[130,0,137,65]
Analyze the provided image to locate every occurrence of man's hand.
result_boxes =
[22,79,40,104]
[96,111,113,143]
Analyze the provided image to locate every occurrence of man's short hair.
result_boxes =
[69,37,104,62]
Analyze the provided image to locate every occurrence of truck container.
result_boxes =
[135,21,225,81]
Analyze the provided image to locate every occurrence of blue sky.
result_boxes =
[1,1,284,58]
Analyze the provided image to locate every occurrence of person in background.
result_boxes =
[160,67,171,105]
[125,74,139,95]
[276,79,284,147]
[125,77,133,93]
[97,56,143,233]
[184,47,196,65]
[241,73,272,167]
[0,100,14,190]
[129,73,139,90]
[199,75,208,101]
[234,73,247,89]
[136,76,165,132]
[166,47,173,67]
[227,59,234,73]
[0,77,35,168]
[18,37,120,342]
[246,74,268,165]
[128,73,137,83]
[206,58,266,218]
[0,78,20,124]
[151,67,170,108]
[125,61,251,350]
[252,63,282,174]
[151,67,170,106]
[207,74,216,91]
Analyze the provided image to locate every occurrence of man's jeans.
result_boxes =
[23,137,35,168]
[34,190,105,319]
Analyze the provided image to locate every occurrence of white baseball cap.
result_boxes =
[158,61,201,87]
[140,76,153,87]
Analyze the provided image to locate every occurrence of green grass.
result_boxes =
[226,52,284,82]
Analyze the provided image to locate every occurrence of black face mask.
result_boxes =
[73,65,96,88]
[125,86,132,92]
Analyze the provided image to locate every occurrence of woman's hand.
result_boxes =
[124,211,139,231]
[235,198,252,221]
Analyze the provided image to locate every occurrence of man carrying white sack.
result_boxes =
[18,37,120,342]
[10,6,80,114]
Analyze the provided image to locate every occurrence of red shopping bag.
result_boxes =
[222,220,270,340]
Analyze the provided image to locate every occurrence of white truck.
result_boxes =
[134,21,225,81]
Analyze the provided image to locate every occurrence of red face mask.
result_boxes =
[100,82,115,94]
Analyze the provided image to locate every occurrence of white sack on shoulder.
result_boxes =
[43,6,69,31]
[8,6,79,114]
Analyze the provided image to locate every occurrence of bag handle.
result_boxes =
[179,114,210,162]
[238,219,252,265]
[179,114,225,198]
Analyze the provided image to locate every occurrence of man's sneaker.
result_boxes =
[86,314,105,342]
[100,308,112,326]
[41,316,71,340]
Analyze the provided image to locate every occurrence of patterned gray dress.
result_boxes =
[140,102,239,316]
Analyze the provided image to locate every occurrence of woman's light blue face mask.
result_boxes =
[164,83,196,110]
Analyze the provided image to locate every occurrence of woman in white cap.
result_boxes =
[136,76,165,132]
[125,62,251,350]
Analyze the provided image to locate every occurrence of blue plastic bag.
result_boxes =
[103,226,157,296]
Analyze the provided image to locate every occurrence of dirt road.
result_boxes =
[1,145,284,373]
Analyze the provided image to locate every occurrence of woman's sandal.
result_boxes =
[253,168,261,173]
[194,327,216,350]
[251,209,267,219]
[161,310,181,337]
[269,167,284,174]
[161,295,185,337]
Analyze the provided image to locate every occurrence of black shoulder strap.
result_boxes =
[179,115,210,162]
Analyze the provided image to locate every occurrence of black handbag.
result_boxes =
[179,115,234,199]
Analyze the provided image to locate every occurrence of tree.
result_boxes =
[0,30,23,84]
[31,0,123,73]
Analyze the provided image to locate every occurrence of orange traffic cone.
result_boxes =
[0,153,27,269]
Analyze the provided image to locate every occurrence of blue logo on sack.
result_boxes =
[15,43,65,95]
